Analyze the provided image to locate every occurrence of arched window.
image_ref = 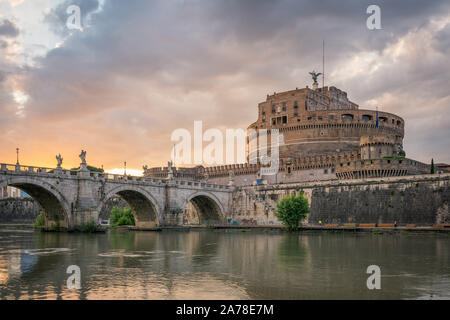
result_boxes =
[362,115,372,121]
[341,114,354,120]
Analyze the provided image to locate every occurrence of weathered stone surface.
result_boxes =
[0,198,40,222]
[232,174,450,226]
[309,179,450,225]
[2,164,449,228]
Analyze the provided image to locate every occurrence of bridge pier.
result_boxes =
[71,169,102,229]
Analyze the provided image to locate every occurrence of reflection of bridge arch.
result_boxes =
[183,192,225,225]
[0,177,70,229]
[100,185,160,227]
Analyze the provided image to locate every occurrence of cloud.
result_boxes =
[0,0,449,169]
[43,0,100,36]
[0,19,19,38]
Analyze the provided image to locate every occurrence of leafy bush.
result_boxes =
[110,207,135,227]
[81,221,102,233]
[275,192,309,231]
[33,212,45,227]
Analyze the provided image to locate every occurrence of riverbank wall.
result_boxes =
[0,198,40,222]
[232,174,450,226]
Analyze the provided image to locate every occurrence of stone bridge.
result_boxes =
[0,163,232,230]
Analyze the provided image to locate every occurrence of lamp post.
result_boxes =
[16,148,19,165]
[124,161,127,176]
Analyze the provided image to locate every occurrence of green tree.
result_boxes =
[275,192,309,231]
[110,207,135,227]
[33,212,45,227]
[431,158,435,174]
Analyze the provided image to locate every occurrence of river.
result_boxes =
[0,224,449,299]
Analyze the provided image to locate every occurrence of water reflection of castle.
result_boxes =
[145,80,444,186]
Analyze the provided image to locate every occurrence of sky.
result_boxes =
[0,0,449,174]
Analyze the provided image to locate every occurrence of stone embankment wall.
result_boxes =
[232,174,450,226]
[309,176,450,225]
[0,198,40,222]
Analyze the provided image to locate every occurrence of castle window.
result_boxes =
[318,116,323,121]
[294,101,298,109]
[392,119,395,124]
[397,120,402,126]
[341,114,354,120]
[294,111,298,117]
[262,116,266,122]
[297,119,301,122]
[324,169,328,174]
[379,116,387,122]
[308,116,313,121]
[262,108,265,115]
[282,103,286,111]
[272,106,276,113]
[362,115,372,121]
[329,114,335,120]
[282,116,287,124]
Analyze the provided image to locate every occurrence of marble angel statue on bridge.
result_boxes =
[56,154,63,168]
[79,150,87,165]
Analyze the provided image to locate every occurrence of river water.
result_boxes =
[0,224,449,300]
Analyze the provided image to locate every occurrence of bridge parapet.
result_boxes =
[0,163,165,185]
[1,163,79,176]
[173,179,231,191]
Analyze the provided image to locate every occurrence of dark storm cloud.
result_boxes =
[0,19,19,37]
[2,0,450,167]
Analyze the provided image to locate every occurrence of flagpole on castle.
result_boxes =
[322,39,325,89]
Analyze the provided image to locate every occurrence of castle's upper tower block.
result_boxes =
[248,78,405,160]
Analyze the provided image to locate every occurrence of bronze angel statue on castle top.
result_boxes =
[309,70,322,85]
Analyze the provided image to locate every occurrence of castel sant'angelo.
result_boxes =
[145,73,439,185]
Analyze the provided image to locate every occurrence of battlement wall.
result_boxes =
[335,158,430,179]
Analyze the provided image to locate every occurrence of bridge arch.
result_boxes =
[0,177,71,229]
[183,191,225,225]
[100,185,160,228]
